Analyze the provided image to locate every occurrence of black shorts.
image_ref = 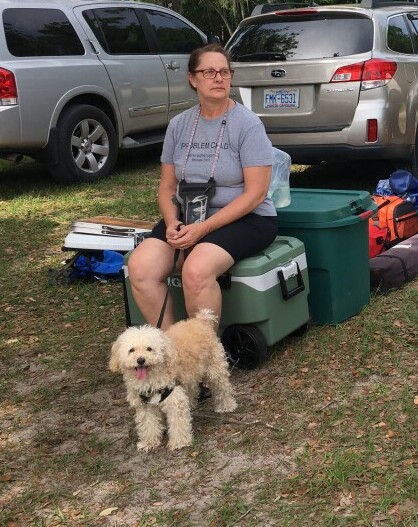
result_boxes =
[149,213,278,263]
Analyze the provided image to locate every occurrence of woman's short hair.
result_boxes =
[188,44,232,91]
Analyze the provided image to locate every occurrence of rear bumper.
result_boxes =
[0,104,49,155]
[268,142,412,165]
[0,105,23,149]
[0,123,57,162]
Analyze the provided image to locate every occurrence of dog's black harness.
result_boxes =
[139,386,174,405]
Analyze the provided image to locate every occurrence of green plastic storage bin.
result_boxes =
[276,188,377,325]
[123,236,310,369]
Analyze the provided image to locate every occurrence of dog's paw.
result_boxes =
[214,398,237,413]
[167,437,192,451]
[136,440,160,452]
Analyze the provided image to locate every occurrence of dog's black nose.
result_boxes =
[137,357,146,366]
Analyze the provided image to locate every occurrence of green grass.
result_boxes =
[1,153,417,526]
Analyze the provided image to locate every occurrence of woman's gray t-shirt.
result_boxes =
[161,102,276,217]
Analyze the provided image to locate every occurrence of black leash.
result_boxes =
[156,244,182,329]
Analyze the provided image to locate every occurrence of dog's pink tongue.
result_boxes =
[136,366,147,380]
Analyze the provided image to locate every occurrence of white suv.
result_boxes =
[0,0,206,183]
[226,0,418,175]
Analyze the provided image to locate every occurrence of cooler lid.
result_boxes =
[276,189,374,225]
[230,236,306,277]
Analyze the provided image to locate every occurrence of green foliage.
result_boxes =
[181,0,260,41]
[137,0,360,43]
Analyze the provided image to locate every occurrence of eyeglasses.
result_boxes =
[193,68,234,79]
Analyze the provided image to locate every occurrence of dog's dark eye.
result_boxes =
[146,347,153,352]
[128,348,135,354]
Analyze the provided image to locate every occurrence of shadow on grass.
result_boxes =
[291,159,394,194]
[0,145,163,200]
[0,215,58,245]
[1,149,398,200]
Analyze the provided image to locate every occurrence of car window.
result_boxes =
[227,14,373,61]
[387,15,414,54]
[144,9,205,53]
[2,8,84,57]
[405,13,418,52]
[83,7,150,54]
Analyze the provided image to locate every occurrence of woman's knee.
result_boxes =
[182,260,213,293]
[128,241,171,284]
[127,247,146,283]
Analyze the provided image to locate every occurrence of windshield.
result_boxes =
[227,15,374,61]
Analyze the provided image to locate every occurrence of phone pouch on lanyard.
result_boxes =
[178,178,216,225]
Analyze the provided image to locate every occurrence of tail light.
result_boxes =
[367,119,378,142]
[0,67,17,105]
[330,59,397,90]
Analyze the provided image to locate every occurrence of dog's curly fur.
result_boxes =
[109,309,237,451]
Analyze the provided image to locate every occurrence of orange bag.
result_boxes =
[370,195,418,248]
[368,223,389,258]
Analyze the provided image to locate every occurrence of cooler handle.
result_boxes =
[358,209,374,220]
[349,199,375,221]
[277,262,305,301]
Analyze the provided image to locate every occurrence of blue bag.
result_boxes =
[91,250,124,277]
[73,254,93,279]
[73,250,124,282]
[389,169,418,195]
[375,179,393,196]
[406,191,418,210]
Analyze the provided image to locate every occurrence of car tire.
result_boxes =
[50,104,118,184]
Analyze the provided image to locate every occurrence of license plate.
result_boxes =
[264,88,299,109]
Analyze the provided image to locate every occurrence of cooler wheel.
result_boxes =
[221,324,268,370]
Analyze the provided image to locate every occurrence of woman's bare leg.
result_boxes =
[128,238,181,329]
[181,243,234,324]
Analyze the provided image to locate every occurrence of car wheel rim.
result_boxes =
[71,118,110,174]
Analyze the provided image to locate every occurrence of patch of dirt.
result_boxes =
[1,361,303,525]
[2,279,417,526]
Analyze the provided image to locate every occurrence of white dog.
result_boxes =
[109,309,237,451]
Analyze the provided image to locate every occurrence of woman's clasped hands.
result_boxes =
[166,221,207,250]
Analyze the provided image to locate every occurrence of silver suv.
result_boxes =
[0,0,206,183]
[226,0,418,174]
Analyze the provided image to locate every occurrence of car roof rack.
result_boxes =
[251,3,317,16]
[360,0,418,7]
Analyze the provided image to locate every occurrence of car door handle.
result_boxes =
[88,39,99,54]
[166,61,180,70]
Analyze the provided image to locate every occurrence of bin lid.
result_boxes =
[276,188,375,225]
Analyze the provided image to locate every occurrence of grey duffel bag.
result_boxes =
[370,233,418,293]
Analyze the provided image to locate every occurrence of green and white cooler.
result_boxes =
[123,236,310,369]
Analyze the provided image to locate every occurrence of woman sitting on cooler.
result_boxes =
[128,44,278,329]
